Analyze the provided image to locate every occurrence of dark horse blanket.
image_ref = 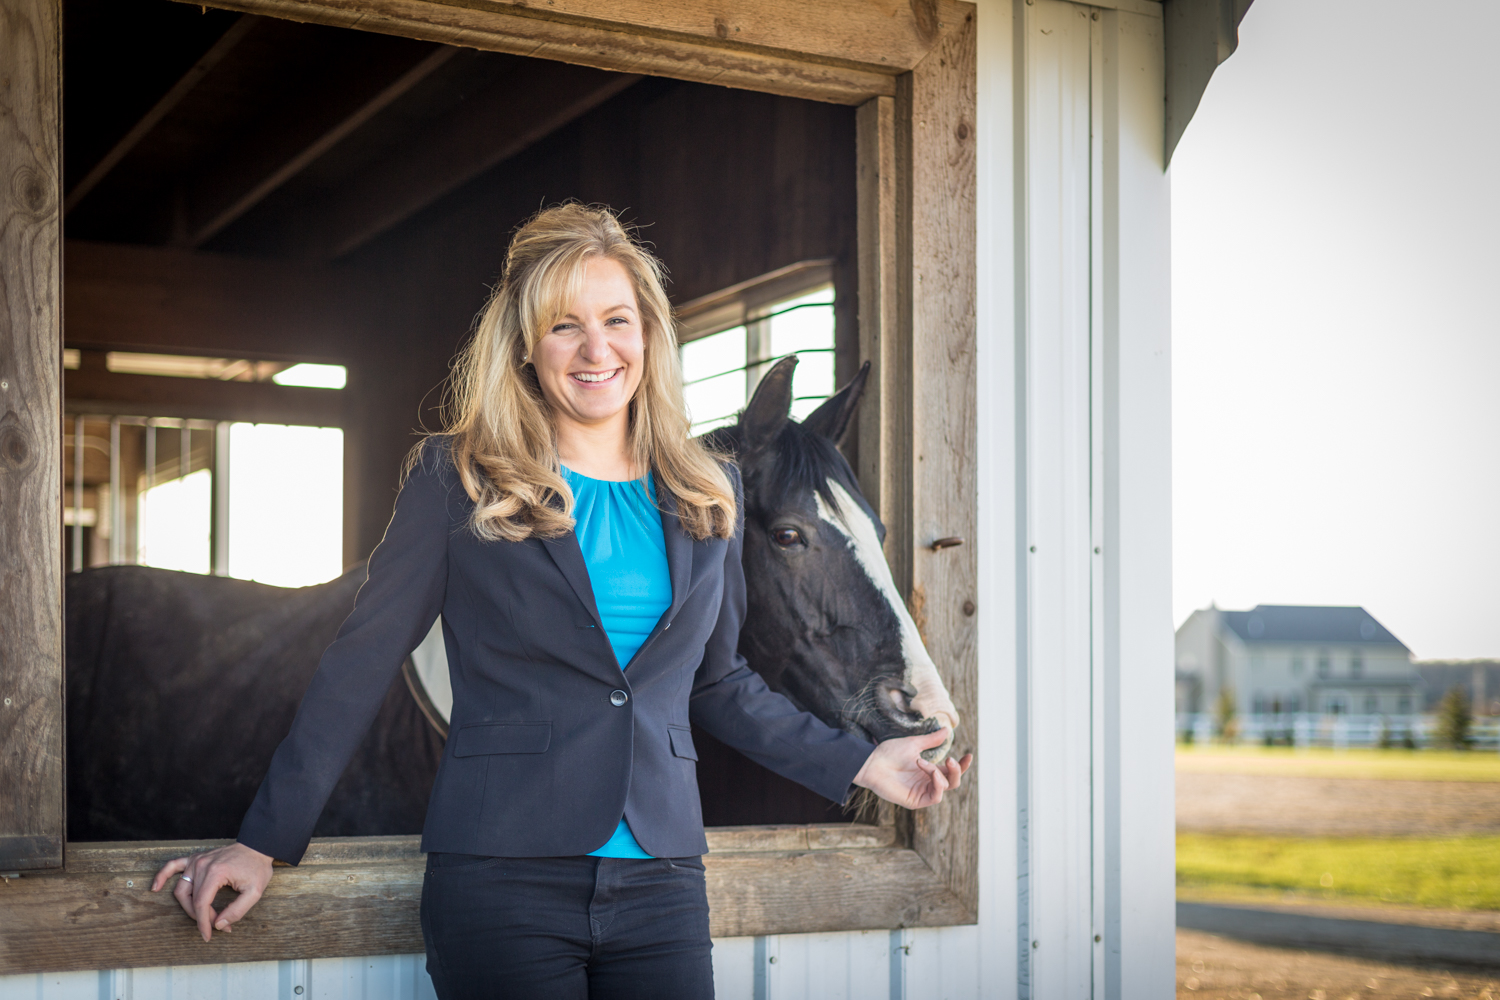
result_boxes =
[66,566,442,842]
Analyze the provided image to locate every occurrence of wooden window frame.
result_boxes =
[0,0,976,973]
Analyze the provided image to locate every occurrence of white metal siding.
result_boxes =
[0,956,436,1000]
[0,932,999,1000]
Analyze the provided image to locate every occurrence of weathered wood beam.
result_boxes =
[179,0,956,105]
[305,63,640,259]
[64,240,367,362]
[63,15,259,215]
[65,369,347,427]
[0,0,63,874]
[905,11,979,919]
[185,45,459,247]
[0,827,969,975]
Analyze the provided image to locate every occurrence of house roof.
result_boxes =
[1220,606,1408,651]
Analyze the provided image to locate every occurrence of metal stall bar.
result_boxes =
[71,415,84,573]
[142,421,156,564]
[144,422,156,494]
[212,421,231,575]
[108,416,122,564]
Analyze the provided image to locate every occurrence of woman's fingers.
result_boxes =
[914,727,952,751]
[213,881,265,933]
[151,855,188,892]
[171,857,200,920]
[193,862,230,942]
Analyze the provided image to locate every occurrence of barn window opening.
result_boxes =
[63,416,344,588]
[52,0,870,856]
[225,422,344,587]
[677,262,837,435]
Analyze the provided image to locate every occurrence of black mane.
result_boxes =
[706,416,880,538]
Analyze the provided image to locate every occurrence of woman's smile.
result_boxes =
[572,367,623,384]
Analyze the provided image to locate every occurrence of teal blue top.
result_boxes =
[560,465,672,860]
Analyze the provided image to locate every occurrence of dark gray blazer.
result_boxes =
[237,439,874,864]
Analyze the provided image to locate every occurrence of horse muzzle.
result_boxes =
[870,682,955,762]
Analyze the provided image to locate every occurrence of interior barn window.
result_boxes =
[63,414,344,588]
[139,467,213,574]
[679,280,836,435]
[226,423,344,587]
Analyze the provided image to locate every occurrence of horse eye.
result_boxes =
[771,527,803,548]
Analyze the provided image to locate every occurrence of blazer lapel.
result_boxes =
[539,533,604,633]
[660,491,694,627]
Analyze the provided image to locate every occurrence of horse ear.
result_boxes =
[740,355,798,450]
[800,361,870,447]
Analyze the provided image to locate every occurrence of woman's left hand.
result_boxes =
[852,728,972,809]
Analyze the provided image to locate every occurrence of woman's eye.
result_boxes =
[772,527,803,548]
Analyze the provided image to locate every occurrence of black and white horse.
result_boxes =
[65,356,959,841]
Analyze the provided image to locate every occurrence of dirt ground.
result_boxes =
[1176,774,1500,836]
[1177,929,1500,999]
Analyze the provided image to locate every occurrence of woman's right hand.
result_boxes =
[151,841,274,942]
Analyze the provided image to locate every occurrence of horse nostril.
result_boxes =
[875,684,926,729]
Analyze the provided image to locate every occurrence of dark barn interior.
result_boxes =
[63,0,863,831]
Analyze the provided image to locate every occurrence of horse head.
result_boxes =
[705,355,960,760]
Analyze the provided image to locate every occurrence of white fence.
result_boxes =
[1175,713,1500,751]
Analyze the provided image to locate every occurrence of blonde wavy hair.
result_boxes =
[441,203,736,542]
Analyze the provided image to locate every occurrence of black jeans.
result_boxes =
[419,853,715,1000]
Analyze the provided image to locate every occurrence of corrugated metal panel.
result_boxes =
[0,956,437,1000]
[0,930,988,1000]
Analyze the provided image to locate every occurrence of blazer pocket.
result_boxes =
[668,726,698,762]
[453,722,552,757]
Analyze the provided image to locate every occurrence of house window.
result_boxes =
[1398,695,1412,714]
[1326,693,1347,714]
[1364,694,1378,714]
[1291,656,1305,676]
[1287,694,1301,713]
[676,263,837,435]
[1317,653,1331,678]
[1349,653,1364,678]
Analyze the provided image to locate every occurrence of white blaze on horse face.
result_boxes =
[815,479,960,741]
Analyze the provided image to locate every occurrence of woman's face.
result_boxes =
[531,256,646,431]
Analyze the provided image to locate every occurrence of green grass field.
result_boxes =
[1176,746,1500,782]
[1177,832,1500,911]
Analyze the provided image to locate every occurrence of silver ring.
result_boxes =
[180,875,193,884]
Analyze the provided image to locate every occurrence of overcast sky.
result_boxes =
[1170,0,1500,660]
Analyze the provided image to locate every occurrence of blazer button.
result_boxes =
[610,690,629,707]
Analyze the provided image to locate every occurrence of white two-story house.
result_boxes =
[1176,605,1422,717]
